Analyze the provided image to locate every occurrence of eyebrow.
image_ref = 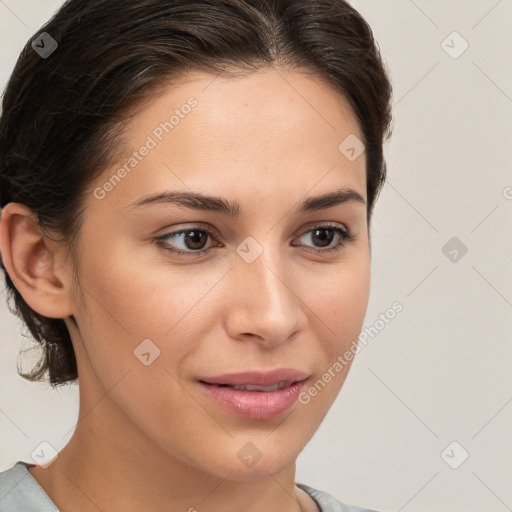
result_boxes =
[127,187,366,216]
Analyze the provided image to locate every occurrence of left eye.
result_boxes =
[294,225,354,252]
[155,224,354,256]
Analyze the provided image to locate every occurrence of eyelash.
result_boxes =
[155,224,354,257]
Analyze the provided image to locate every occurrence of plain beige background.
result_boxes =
[1,1,511,511]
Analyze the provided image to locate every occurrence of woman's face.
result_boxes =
[66,68,370,479]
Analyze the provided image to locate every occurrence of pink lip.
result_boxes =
[198,368,309,421]
[199,368,309,387]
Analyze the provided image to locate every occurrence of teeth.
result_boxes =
[231,381,290,391]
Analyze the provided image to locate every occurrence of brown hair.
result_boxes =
[0,0,392,387]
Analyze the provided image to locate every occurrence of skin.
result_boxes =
[0,67,370,512]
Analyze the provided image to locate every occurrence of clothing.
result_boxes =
[0,460,380,512]
[296,483,381,512]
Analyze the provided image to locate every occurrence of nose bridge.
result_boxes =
[227,235,302,343]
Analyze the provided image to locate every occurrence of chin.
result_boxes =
[217,460,295,482]
[209,440,299,481]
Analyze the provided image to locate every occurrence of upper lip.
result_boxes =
[199,368,309,387]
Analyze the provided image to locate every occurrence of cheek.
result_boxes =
[71,240,228,385]
[75,232,206,333]
[291,256,370,440]
[71,251,228,457]
[334,267,370,334]
[310,252,371,352]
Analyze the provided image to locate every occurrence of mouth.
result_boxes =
[203,380,297,392]
[197,368,309,420]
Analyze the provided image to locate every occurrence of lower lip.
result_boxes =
[199,380,307,420]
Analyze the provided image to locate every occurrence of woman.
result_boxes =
[0,0,392,510]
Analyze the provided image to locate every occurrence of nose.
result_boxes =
[223,245,306,348]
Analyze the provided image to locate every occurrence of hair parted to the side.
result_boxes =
[0,0,392,387]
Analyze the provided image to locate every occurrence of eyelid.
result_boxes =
[296,220,350,236]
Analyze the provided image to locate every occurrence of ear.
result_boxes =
[0,202,74,319]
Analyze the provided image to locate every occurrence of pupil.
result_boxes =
[185,230,207,250]
[313,228,334,247]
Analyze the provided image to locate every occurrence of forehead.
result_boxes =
[126,67,363,145]
[88,68,366,212]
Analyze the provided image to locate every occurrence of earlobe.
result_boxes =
[0,202,74,319]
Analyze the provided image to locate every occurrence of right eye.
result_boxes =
[155,225,219,256]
